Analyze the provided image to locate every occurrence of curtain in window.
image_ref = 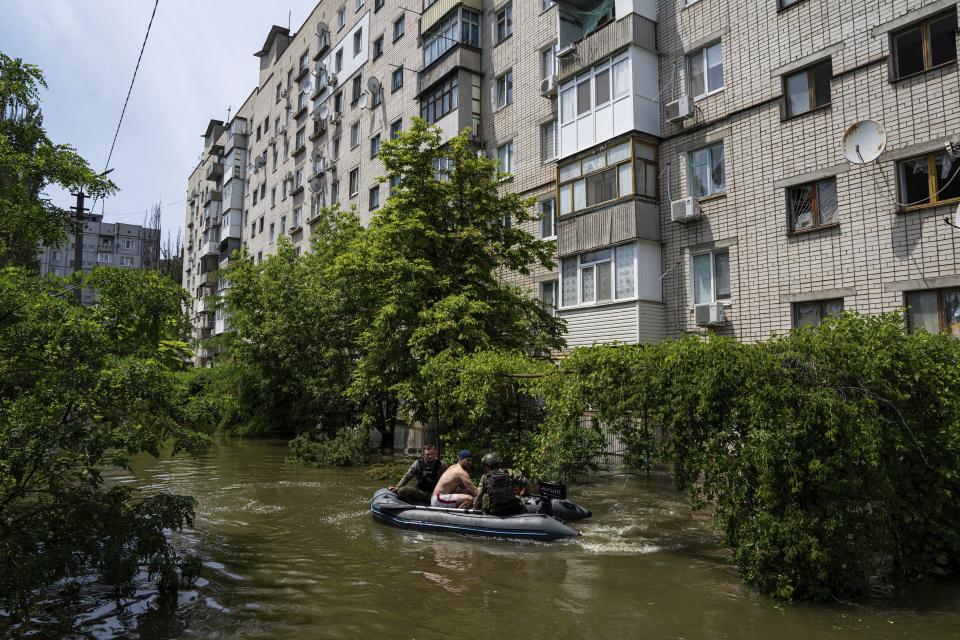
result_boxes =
[946,290,960,336]
[693,253,712,304]
[710,146,725,193]
[561,257,578,306]
[706,43,723,91]
[713,251,730,299]
[615,243,635,299]
[612,59,630,99]
[817,180,838,225]
[907,291,940,334]
[795,302,820,327]
[690,148,710,198]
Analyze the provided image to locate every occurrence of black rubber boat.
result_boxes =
[369,483,590,541]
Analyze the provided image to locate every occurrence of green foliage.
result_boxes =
[0,267,210,612]
[0,53,116,269]
[288,426,370,468]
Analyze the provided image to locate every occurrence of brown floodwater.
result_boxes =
[7,439,960,639]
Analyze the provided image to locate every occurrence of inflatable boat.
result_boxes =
[369,485,590,541]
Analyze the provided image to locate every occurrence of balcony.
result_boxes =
[421,0,482,33]
[557,199,659,258]
[203,189,222,206]
[418,45,481,97]
[200,238,220,258]
[557,11,656,81]
[206,162,224,181]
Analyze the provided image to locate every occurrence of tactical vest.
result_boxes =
[416,459,443,492]
[486,469,514,506]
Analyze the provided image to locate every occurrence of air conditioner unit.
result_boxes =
[285,170,294,182]
[316,158,328,173]
[254,155,266,168]
[670,197,700,223]
[557,44,577,59]
[328,73,338,87]
[328,112,342,125]
[665,95,694,123]
[540,75,557,97]
[695,302,726,326]
[268,135,276,146]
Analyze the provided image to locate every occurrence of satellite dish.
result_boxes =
[318,105,329,120]
[367,76,382,96]
[358,93,369,109]
[316,22,328,36]
[843,120,886,164]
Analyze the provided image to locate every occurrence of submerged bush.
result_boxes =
[288,426,371,468]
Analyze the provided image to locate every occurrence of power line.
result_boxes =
[90,0,160,212]
[101,197,187,218]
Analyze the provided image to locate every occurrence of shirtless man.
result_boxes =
[431,450,477,509]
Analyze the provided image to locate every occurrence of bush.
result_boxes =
[288,426,371,468]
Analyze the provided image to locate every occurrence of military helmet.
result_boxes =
[481,452,501,468]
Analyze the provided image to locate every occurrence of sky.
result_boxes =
[1,0,318,247]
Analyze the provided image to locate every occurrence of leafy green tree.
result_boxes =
[337,119,565,432]
[0,53,115,269]
[0,268,210,612]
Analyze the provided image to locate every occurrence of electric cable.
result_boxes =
[90,0,160,212]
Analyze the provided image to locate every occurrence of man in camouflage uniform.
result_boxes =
[472,452,527,516]
[389,443,447,504]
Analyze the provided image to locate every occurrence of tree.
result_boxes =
[0,53,115,269]
[337,119,565,436]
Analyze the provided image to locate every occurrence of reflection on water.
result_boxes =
[4,439,960,639]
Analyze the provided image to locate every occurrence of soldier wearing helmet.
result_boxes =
[472,452,528,516]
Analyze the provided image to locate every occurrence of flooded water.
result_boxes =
[7,439,960,639]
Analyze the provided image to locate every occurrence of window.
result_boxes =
[257,251,263,264]
[497,141,513,175]
[391,68,403,92]
[287,69,294,89]
[793,299,843,328]
[891,10,957,79]
[559,53,630,126]
[251,221,256,237]
[371,86,382,107]
[120,256,134,267]
[356,0,364,10]
[253,189,259,205]
[898,151,960,208]
[542,0,555,10]
[389,175,401,194]
[422,8,481,67]
[283,136,290,159]
[337,6,346,30]
[688,143,725,199]
[495,4,513,44]
[260,184,266,199]
[269,223,276,242]
[264,117,270,134]
[393,15,405,41]
[560,243,637,307]
[259,217,264,233]
[688,42,724,98]
[300,51,310,72]
[373,35,384,59]
[295,168,304,190]
[271,187,277,206]
[691,250,730,305]
[370,133,381,158]
[540,120,557,162]
[375,0,384,11]
[276,82,283,103]
[779,0,804,7]
[333,135,342,159]
[788,177,838,232]
[784,60,832,117]
[541,43,558,80]
[331,178,340,204]
[369,185,381,210]
[907,288,960,335]
[558,139,658,215]
[351,122,360,148]
[282,179,288,199]
[352,75,363,104]
[390,119,402,139]
[256,125,262,142]
[296,127,306,149]
[334,92,344,114]
[123,239,134,250]
[354,29,363,56]
[540,280,558,316]
[540,198,556,239]
[335,49,344,72]
[496,70,513,109]
[281,215,287,235]
[293,206,302,228]
[420,76,459,123]
[349,167,359,196]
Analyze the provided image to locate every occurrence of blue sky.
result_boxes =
[1,0,317,247]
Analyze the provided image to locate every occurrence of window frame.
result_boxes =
[373,35,384,59]
[393,15,406,42]
[369,184,381,210]
[559,242,639,308]
[890,10,958,81]
[792,299,844,328]
[557,136,659,216]
[539,279,559,316]
[390,118,403,139]
[349,167,360,197]
[495,4,513,44]
[906,287,960,335]
[370,133,381,159]
[687,142,725,199]
[897,151,960,210]
[419,75,459,124]
[391,67,403,92]
[787,177,839,233]
[687,41,724,99]
[495,69,513,109]
[690,249,731,306]
[496,141,514,176]
[539,198,557,240]
[782,59,832,119]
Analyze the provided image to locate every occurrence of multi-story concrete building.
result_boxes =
[38,214,160,306]
[183,0,960,363]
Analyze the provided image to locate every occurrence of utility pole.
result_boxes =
[70,190,90,303]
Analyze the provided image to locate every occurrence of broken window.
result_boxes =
[892,10,957,79]
[793,299,843,328]
[783,60,832,117]
[898,151,960,208]
[788,177,838,232]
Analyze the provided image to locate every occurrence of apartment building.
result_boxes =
[183,0,960,363]
[38,215,160,306]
